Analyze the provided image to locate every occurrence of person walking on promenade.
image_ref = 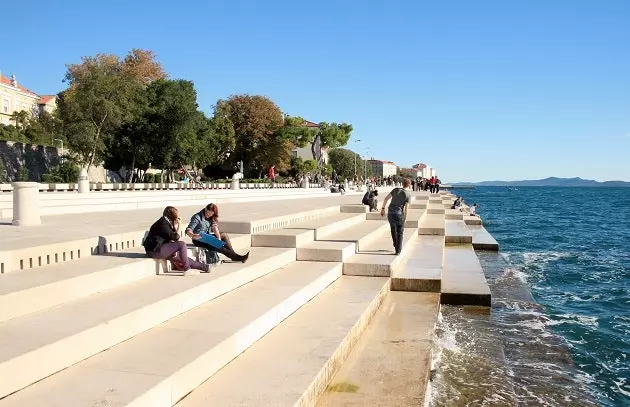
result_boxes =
[332,169,338,183]
[380,178,412,255]
[186,203,250,263]
[429,176,436,193]
[143,206,209,273]
[435,176,441,193]
[268,164,276,188]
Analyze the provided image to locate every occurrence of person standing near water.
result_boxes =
[380,178,412,255]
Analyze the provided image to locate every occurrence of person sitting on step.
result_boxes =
[186,203,250,263]
[143,206,209,273]
[362,189,379,212]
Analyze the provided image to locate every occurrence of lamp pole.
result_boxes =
[364,147,371,180]
[353,139,362,181]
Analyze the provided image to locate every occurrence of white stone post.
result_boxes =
[78,168,90,193]
[12,182,41,226]
[231,172,242,190]
[344,179,349,191]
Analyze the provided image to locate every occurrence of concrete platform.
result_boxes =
[285,213,365,239]
[409,202,428,210]
[340,204,368,213]
[445,220,473,244]
[319,220,389,251]
[0,247,295,398]
[0,261,342,407]
[441,245,491,306]
[469,225,500,251]
[418,213,445,235]
[426,204,445,215]
[464,215,483,225]
[251,228,314,248]
[445,208,464,220]
[391,236,444,292]
[297,241,357,262]
[0,247,155,323]
[174,276,390,407]
[318,292,440,407]
[343,228,417,277]
[403,208,425,228]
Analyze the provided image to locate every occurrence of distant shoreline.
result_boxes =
[450,177,630,188]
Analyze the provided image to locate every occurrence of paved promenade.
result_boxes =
[0,193,365,251]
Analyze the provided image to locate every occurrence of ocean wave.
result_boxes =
[547,313,600,329]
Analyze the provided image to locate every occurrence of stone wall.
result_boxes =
[0,140,122,183]
[0,140,60,182]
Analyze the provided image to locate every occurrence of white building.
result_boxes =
[290,119,329,164]
[367,159,398,178]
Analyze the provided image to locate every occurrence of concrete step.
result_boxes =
[463,215,482,225]
[445,208,464,220]
[426,204,445,215]
[0,261,342,407]
[0,247,157,323]
[340,204,367,213]
[0,229,147,274]
[319,219,389,252]
[445,220,473,244]
[409,202,427,210]
[391,236,444,292]
[0,247,295,398]
[285,213,365,240]
[251,228,315,248]
[174,276,390,407]
[418,213,445,235]
[297,241,356,262]
[441,245,491,306]
[469,225,500,251]
[317,292,440,406]
[343,228,417,277]
[404,208,425,228]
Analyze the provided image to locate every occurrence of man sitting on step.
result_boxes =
[362,189,379,212]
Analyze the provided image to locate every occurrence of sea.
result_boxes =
[427,186,630,407]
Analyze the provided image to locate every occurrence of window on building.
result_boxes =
[2,99,9,113]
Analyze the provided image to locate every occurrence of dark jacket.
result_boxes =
[143,217,180,252]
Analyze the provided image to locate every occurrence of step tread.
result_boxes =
[175,276,389,407]
[393,236,444,279]
[0,247,147,296]
[0,261,342,406]
[441,245,491,305]
[319,220,388,242]
[354,227,417,256]
[469,225,499,250]
[317,292,440,406]
[0,247,295,398]
[285,213,363,229]
[445,219,473,241]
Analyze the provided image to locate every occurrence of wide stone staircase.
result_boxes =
[0,190,497,406]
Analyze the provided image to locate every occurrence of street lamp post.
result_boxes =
[353,139,362,181]
[364,147,371,181]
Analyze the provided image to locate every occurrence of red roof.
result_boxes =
[303,120,319,128]
[0,74,40,98]
[39,95,56,104]
[368,159,397,165]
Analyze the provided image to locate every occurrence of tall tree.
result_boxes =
[218,95,287,176]
[328,148,371,180]
[58,49,165,169]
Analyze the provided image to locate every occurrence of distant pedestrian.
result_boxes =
[469,203,479,216]
[380,178,412,255]
[362,189,379,212]
[332,169,338,183]
[435,176,441,193]
[268,164,276,187]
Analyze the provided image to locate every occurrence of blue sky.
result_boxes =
[4,0,629,182]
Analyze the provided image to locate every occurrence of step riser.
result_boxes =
[0,250,296,399]
[464,217,482,225]
[296,245,356,262]
[426,208,445,215]
[340,205,367,213]
[445,236,473,244]
[128,264,344,406]
[295,281,390,407]
[0,259,156,323]
[251,230,314,248]
[445,213,464,220]
[248,206,340,234]
[391,278,441,292]
[418,227,445,236]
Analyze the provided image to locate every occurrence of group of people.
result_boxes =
[143,203,250,273]
[451,196,479,216]
[411,176,441,193]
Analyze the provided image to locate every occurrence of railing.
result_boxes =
[0,181,302,193]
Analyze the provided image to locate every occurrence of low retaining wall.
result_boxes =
[0,181,303,193]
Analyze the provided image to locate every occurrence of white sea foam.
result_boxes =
[547,313,600,329]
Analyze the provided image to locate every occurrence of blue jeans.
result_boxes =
[387,210,404,254]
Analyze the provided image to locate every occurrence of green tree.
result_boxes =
[328,148,361,180]
[10,111,30,138]
[218,95,287,176]
[24,111,63,145]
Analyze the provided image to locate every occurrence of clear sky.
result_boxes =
[4,0,629,182]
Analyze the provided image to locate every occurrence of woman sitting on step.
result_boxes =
[143,206,209,272]
[186,203,250,263]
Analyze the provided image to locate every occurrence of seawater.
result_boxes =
[428,187,630,407]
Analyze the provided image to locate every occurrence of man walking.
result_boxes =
[380,178,412,255]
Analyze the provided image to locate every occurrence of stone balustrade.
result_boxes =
[0,181,303,193]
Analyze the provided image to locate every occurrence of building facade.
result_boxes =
[290,119,329,164]
[0,73,56,125]
[367,159,398,178]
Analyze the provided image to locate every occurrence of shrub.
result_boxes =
[41,162,79,183]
